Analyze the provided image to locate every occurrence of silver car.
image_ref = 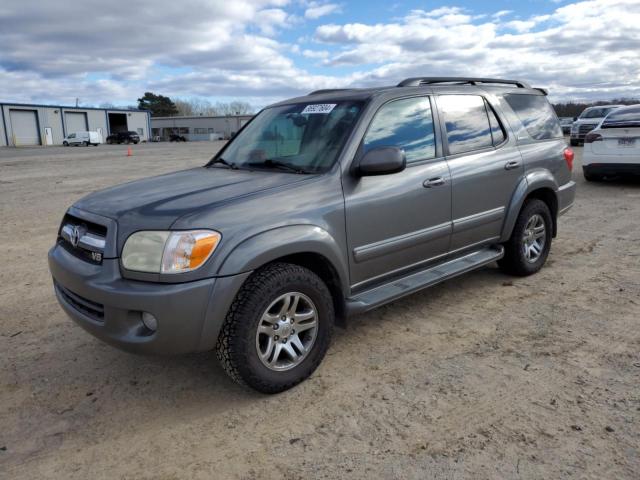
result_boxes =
[49,77,576,393]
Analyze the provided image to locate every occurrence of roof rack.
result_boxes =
[397,77,531,89]
[308,88,354,95]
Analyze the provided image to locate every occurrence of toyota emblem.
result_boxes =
[70,226,81,247]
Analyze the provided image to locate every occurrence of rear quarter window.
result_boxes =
[504,94,563,140]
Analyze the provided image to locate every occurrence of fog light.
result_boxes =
[141,312,158,332]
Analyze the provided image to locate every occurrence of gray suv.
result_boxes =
[49,77,576,393]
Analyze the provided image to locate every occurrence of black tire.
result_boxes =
[570,139,579,147]
[83,141,89,146]
[216,262,334,394]
[63,141,68,146]
[498,199,553,277]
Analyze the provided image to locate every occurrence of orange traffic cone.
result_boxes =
[126,146,133,157]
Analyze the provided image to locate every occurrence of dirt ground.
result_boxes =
[1,142,638,479]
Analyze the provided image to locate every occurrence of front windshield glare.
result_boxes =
[216,101,363,173]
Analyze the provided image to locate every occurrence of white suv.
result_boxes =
[582,104,640,181]
[570,105,624,146]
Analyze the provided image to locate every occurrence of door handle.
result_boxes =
[504,160,521,170]
[423,177,445,188]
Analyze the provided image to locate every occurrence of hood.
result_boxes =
[74,166,313,230]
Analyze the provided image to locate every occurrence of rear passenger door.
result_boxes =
[436,94,524,251]
[343,96,452,289]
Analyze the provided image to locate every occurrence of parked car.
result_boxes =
[63,131,101,146]
[48,77,576,393]
[559,117,573,135]
[169,134,187,142]
[570,105,624,146]
[582,104,640,181]
[106,131,140,144]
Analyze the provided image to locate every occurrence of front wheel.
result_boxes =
[216,263,334,393]
[63,141,68,146]
[498,199,552,276]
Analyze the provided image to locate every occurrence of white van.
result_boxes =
[63,131,102,147]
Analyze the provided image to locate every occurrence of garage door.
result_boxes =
[10,109,40,146]
[66,112,88,133]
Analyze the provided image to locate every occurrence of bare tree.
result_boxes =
[174,98,254,116]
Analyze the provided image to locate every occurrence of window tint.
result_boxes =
[486,101,505,145]
[363,97,436,163]
[439,95,493,155]
[505,94,563,140]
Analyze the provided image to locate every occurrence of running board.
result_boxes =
[345,246,504,316]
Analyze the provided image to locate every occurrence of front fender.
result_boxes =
[500,169,558,242]
[218,225,349,295]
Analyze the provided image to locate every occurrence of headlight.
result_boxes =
[122,230,221,274]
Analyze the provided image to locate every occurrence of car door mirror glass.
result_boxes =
[357,146,406,176]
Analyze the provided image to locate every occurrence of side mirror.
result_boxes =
[356,146,406,176]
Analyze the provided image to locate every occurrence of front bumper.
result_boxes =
[583,163,640,177]
[49,244,250,355]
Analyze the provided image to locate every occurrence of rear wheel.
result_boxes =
[83,141,89,146]
[499,199,552,276]
[570,139,579,147]
[216,263,334,393]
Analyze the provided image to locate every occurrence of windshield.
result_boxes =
[212,101,364,173]
[581,107,617,119]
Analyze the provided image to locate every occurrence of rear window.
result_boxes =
[504,94,563,140]
[439,95,493,155]
[602,107,640,126]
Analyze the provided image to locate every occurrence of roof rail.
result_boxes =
[397,77,531,89]
[308,88,353,95]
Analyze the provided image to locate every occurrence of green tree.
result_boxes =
[137,92,179,117]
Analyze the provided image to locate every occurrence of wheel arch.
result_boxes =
[501,172,559,241]
[217,225,349,325]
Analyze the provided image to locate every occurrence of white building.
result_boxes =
[0,102,151,146]
[151,115,253,141]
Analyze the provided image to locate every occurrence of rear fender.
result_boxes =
[501,169,558,242]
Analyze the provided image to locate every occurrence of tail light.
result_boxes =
[563,147,574,171]
[584,132,603,143]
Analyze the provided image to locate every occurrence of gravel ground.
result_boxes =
[1,142,639,479]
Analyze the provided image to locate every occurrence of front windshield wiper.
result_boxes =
[209,157,238,170]
[247,159,311,174]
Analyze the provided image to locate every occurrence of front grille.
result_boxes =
[58,213,107,264]
[55,282,105,322]
[578,124,597,135]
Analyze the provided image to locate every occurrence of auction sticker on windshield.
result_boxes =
[301,104,336,114]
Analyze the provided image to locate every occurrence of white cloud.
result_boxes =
[0,0,639,106]
[304,2,341,20]
[314,0,640,101]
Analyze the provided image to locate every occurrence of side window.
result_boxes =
[485,101,505,145]
[504,94,563,140]
[363,97,436,163]
[438,95,493,155]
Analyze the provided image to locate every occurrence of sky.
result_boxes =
[0,0,639,108]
